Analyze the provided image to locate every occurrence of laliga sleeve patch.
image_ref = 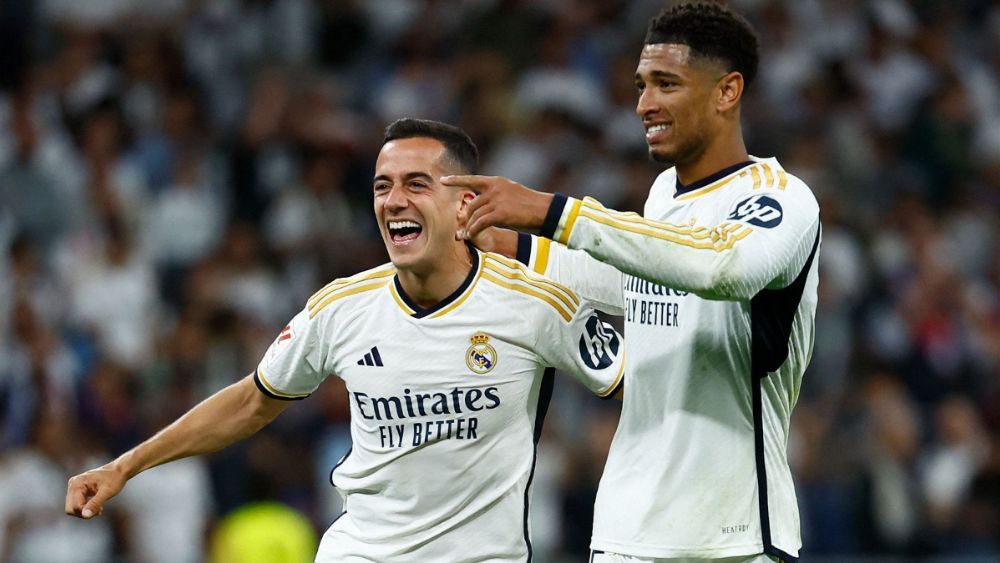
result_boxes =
[727,195,783,228]
[579,315,621,370]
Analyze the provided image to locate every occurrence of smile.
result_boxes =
[645,123,671,142]
[387,220,423,244]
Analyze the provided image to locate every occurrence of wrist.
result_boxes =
[539,193,568,239]
[493,229,519,258]
[110,452,140,479]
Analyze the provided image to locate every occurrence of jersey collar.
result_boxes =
[390,243,483,319]
[673,160,754,199]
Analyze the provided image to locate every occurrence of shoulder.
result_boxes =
[479,252,581,322]
[714,159,819,222]
[748,158,818,207]
[306,262,396,319]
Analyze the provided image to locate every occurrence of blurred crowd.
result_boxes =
[1,0,999,561]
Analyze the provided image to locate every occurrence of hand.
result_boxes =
[441,175,553,239]
[65,463,127,519]
[460,226,519,258]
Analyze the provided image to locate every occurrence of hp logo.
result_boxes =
[579,315,621,370]
[727,195,783,228]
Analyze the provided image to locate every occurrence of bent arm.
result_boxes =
[66,375,290,518]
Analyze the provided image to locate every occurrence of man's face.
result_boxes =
[373,137,470,272]
[634,43,724,165]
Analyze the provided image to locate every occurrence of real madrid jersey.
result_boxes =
[254,247,624,563]
[518,157,819,561]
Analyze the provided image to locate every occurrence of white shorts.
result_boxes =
[590,552,780,563]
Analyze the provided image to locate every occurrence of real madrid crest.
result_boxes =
[466,332,497,374]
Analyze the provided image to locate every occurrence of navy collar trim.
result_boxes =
[674,160,755,198]
[392,243,479,319]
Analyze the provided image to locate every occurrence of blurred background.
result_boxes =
[1,0,999,561]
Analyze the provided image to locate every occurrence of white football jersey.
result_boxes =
[520,157,819,561]
[255,247,624,562]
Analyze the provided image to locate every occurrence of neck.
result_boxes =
[396,242,473,308]
[675,123,748,185]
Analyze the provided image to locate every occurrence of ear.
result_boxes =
[716,71,744,113]
[456,190,476,226]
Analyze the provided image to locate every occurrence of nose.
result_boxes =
[384,183,408,211]
[636,87,658,118]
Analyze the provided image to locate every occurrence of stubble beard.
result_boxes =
[647,131,708,168]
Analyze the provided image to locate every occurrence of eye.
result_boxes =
[408,180,428,190]
[373,182,391,194]
[658,79,677,89]
[635,81,645,92]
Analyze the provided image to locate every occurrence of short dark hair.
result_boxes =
[383,118,479,174]
[645,2,759,88]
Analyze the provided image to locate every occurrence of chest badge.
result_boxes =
[466,332,498,374]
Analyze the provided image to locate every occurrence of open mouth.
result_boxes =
[387,219,423,244]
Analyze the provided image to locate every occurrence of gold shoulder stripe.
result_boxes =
[484,255,580,307]
[308,266,395,310]
[481,271,573,322]
[309,279,391,319]
[760,163,774,188]
[579,207,754,251]
[257,368,311,399]
[597,350,627,398]
[777,169,788,190]
[750,166,762,190]
[483,263,578,314]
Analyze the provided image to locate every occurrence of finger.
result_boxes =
[81,487,114,519]
[441,175,490,192]
[466,191,489,217]
[462,205,486,239]
[465,207,498,240]
[65,481,87,516]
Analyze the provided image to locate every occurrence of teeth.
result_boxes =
[647,124,668,133]
[388,220,421,230]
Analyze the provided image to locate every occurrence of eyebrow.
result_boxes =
[635,70,683,82]
[373,171,435,183]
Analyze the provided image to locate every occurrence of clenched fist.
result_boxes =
[65,464,127,519]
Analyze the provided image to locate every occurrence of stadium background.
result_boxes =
[1,0,999,561]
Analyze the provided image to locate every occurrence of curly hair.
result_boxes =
[645,2,760,88]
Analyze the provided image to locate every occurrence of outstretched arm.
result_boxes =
[65,374,290,519]
[445,174,819,301]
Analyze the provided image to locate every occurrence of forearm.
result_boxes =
[541,195,809,300]
[113,375,284,478]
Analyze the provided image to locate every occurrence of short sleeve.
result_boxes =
[254,307,326,400]
[534,303,626,399]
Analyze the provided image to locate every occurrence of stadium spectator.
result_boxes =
[0,0,997,559]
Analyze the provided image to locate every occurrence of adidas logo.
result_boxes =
[357,346,384,367]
